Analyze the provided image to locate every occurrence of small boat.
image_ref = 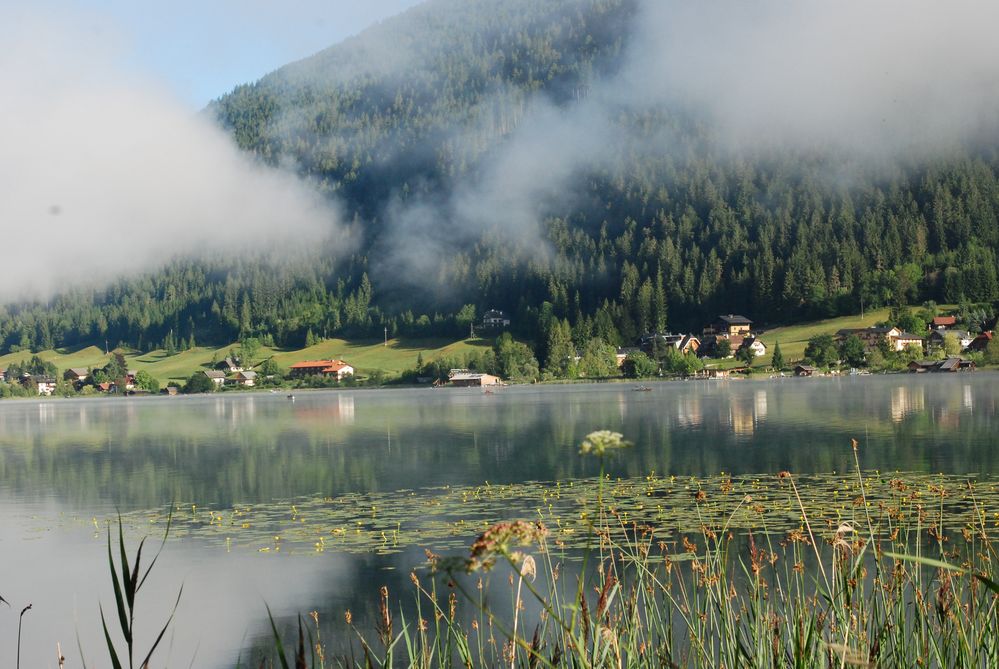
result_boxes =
[633,386,653,392]
[287,394,296,401]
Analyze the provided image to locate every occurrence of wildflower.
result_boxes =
[579,430,632,457]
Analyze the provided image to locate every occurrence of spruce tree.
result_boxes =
[772,340,785,371]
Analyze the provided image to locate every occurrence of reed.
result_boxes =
[265,434,998,668]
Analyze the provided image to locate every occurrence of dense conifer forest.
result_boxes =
[3,0,998,361]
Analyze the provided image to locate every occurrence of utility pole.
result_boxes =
[384,327,388,347]
[469,322,474,340]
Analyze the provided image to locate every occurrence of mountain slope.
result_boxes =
[2,0,998,360]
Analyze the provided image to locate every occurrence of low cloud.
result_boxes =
[0,11,349,301]
[626,0,999,154]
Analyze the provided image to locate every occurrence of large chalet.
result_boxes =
[289,360,355,381]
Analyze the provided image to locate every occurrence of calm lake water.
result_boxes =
[1,375,997,667]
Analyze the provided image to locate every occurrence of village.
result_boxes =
[0,308,993,396]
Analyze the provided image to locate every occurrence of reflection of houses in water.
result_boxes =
[293,395,355,425]
[964,384,973,412]
[728,390,769,437]
[676,395,703,429]
[37,402,55,425]
[755,389,768,422]
[890,385,925,423]
[730,400,755,436]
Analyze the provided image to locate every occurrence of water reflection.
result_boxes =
[890,384,925,423]
[1,376,999,667]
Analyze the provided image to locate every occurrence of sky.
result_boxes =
[33,0,424,107]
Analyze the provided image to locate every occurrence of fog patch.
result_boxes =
[0,10,349,302]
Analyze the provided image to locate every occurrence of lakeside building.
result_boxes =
[203,370,227,387]
[638,333,700,357]
[908,357,976,373]
[289,360,355,381]
[448,369,501,387]
[836,326,925,353]
[231,370,257,387]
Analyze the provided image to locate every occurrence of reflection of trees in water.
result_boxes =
[0,379,995,511]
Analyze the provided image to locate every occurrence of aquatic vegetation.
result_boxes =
[97,469,999,560]
[253,438,999,668]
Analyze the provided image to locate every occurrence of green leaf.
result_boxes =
[99,604,124,669]
[106,528,132,646]
[266,603,291,669]
[140,584,184,669]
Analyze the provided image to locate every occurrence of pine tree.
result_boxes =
[772,340,785,371]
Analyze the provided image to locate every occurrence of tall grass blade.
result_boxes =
[265,603,291,669]
[139,585,184,669]
[100,604,125,669]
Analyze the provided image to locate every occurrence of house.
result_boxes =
[482,310,511,328]
[639,333,701,356]
[162,386,179,396]
[893,332,925,353]
[0,368,8,383]
[289,360,355,381]
[215,357,243,373]
[926,330,975,352]
[929,315,958,330]
[615,347,642,367]
[738,336,767,358]
[794,365,817,377]
[908,357,976,373]
[837,326,923,352]
[703,315,753,338]
[64,368,89,386]
[448,371,501,387]
[95,382,113,393]
[967,331,994,353]
[23,375,57,395]
[907,359,939,373]
[232,370,257,387]
[204,370,227,387]
[125,370,138,391]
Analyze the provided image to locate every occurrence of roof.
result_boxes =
[290,360,341,369]
[483,310,508,318]
[236,370,258,379]
[795,365,817,371]
[932,316,957,327]
[717,314,752,325]
[741,336,765,347]
[68,368,89,376]
[896,332,924,340]
[939,357,962,371]
[204,370,226,379]
[450,372,496,382]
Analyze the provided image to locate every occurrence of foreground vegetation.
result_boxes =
[260,437,998,668]
[13,435,991,668]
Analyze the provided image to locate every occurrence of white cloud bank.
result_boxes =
[0,11,347,301]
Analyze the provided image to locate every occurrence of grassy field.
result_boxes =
[754,307,895,365]
[0,337,494,385]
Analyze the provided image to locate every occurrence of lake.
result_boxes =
[1,375,996,667]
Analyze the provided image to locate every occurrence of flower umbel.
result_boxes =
[579,430,632,457]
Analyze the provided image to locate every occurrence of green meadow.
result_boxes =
[0,337,491,385]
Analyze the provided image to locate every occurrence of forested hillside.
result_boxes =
[2,0,998,361]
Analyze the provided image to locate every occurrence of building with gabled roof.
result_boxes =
[703,315,753,338]
[289,360,355,381]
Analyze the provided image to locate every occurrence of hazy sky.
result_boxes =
[24,0,423,107]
